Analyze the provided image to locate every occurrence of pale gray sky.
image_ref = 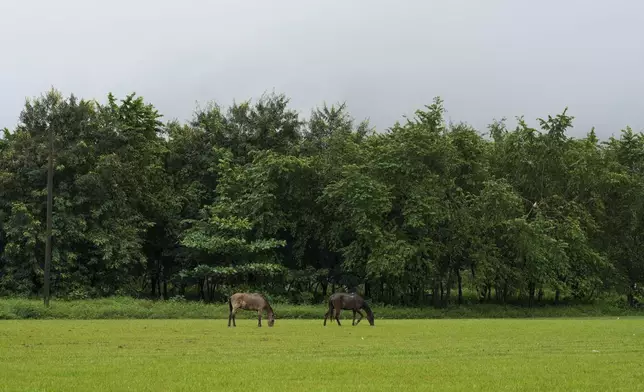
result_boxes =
[1,0,643,139]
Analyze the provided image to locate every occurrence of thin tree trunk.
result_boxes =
[555,289,560,304]
[151,276,156,298]
[457,269,463,305]
[198,278,205,301]
[432,282,440,308]
[419,283,425,305]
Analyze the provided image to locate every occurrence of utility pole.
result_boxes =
[43,122,54,307]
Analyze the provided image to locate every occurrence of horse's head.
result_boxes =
[268,311,275,327]
[363,303,375,326]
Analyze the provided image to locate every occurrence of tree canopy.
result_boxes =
[1,89,642,307]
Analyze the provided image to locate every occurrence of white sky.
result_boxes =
[1,0,643,139]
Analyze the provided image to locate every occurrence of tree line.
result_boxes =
[0,89,642,307]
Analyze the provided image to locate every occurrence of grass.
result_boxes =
[1,296,643,320]
[0,318,642,391]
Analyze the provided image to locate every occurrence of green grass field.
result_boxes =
[1,318,643,391]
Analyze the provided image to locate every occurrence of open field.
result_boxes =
[0,318,643,391]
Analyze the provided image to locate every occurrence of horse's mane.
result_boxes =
[362,300,373,315]
[253,292,274,310]
[252,292,269,300]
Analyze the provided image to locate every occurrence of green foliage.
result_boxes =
[179,263,287,286]
[1,88,643,309]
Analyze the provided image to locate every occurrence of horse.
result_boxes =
[323,292,375,326]
[228,292,275,327]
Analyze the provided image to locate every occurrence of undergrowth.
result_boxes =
[1,296,642,320]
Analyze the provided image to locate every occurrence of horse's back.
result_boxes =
[329,292,364,309]
[230,292,268,310]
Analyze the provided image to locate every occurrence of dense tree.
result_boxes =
[1,88,642,307]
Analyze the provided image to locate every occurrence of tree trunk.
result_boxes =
[444,268,454,307]
[537,288,544,302]
[198,278,205,301]
[555,289,560,304]
[432,282,441,308]
[456,269,463,305]
[419,282,425,305]
[163,279,168,300]
[528,282,536,307]
[151,275,156,298]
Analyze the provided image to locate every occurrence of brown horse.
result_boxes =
[228,292,275,327]
[323,292,375,326]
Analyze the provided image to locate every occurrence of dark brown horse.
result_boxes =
[323,292,374,326]
[228,292,275,327]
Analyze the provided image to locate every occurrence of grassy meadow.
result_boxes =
[0,318,642,391]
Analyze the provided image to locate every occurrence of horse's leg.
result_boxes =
[354,309,365,326]
[228,309,233,327]
[324,304,333,326]
[334,308,341,326]
[352,310,356,326]
[232,308,237,327]
[257,310,262,327]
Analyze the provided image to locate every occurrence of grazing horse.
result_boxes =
[228,292,275,327]
[323,292,375,326]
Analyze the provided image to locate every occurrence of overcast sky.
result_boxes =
[1,0,643,139]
